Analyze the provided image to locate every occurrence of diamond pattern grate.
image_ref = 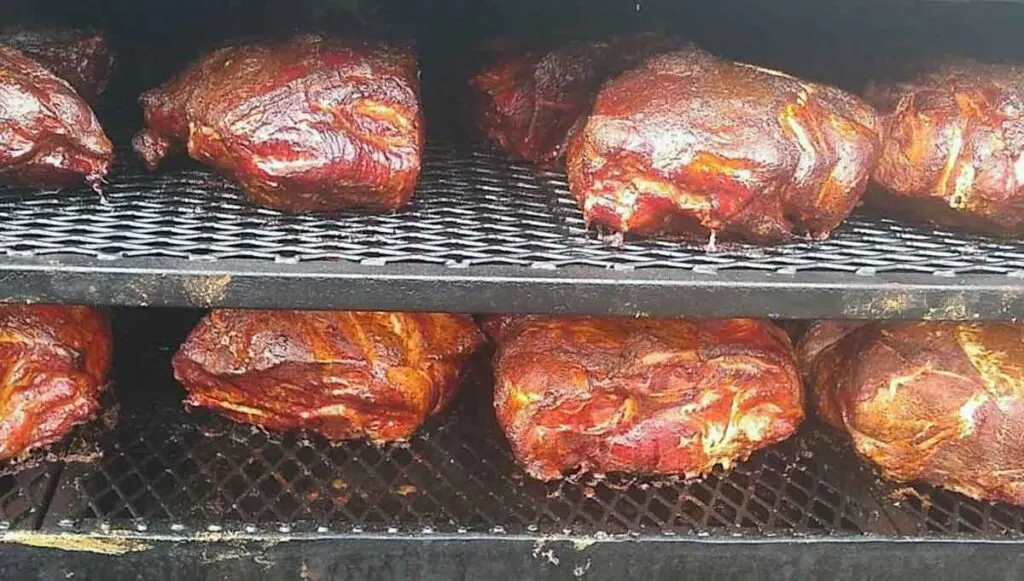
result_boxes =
[0,463,58,531]
[54,395,873,534]
[2,146,1024,276]
[898,485,1024,535]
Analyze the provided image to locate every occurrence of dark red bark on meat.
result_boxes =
[0,305,112,461]
[566,48,883,243]
[865,60,1024,236]
[173,310,484,443]
[0,45,113,190]
[487,316,804,480]
[468,34,678,166]
[0,28,114,102]
[134,34,424,213]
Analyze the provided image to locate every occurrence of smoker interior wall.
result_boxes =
[9,0,1024,98]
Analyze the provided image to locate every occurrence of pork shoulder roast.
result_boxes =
[566,48,883,243]
[0,44,113,190]
[468,34,677,165]
[172,310,484,443]
[802,320,1024,505]
[487,316,804,480]
[0,28,114,102]
[865,60,1024,236]
[134,34,424,213]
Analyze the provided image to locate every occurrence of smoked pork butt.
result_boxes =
[802,320,1024,505]
[566,48,883,243]
[865,60,1024,236]
[487,316,804,480]
[134,34,424,213]
[0,28,113,102]
[0,45,112,190]
[0,305,112,461]
[172,310,484,443]
[468,34,676,165]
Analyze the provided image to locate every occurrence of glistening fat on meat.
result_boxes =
[486,316,804,480]
[566,48,883,244]
[133,34,424,213]
[172,310,485,443]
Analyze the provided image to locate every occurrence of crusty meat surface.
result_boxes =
[566,48,882,243]
[0,28,114,102]
[133,34,424,213]
[487,316,804,480]
[468,34,677,165]
[0,305,111,461]
[0,45,113,190]
[803,320,1024,505]
[865,60,1024,236]
[172,310,484,443]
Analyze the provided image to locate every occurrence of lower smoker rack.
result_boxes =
[3,312,1024,581]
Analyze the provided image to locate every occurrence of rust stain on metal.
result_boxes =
[183,275,232,306]
[0,296,42,305]
[0,532,151,555]
[923,293,974,321]
[842,291,912,319]
[571,539,597,551]
[121,274,165,306]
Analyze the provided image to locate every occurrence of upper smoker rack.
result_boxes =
[1,144,1024,319]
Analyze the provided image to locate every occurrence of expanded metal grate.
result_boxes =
[1,146,1024,276]
[898,485,1024,535]
[50,392,875,534]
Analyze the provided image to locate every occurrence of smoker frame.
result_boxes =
[5,0,1024,578]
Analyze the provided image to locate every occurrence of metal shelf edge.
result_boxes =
[2,532,1024,581]
[0,255,1022,319]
